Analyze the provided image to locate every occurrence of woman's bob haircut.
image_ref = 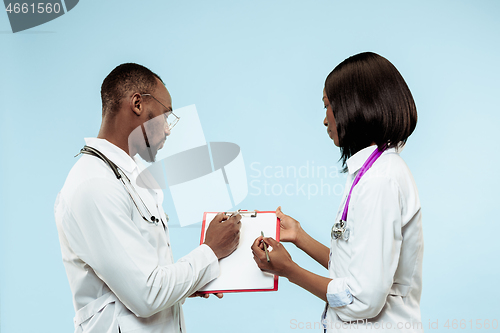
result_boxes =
[325,52,417,171]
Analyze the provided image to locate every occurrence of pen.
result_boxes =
[228,209,240,218]
[261,231,270,262]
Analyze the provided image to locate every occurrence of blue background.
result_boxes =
[1,0,499,332]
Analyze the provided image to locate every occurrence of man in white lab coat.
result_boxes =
[54,63,241,333]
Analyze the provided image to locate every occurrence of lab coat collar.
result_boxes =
[346,145,378,175]
[346,144,403,175]
[84,137,137,174]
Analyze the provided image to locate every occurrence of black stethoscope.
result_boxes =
[76,145,167,226]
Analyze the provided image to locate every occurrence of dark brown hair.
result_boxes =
[325,52,417,171]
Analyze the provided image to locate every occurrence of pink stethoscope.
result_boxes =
[331,145,387,241]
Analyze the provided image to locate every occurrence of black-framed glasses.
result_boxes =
[141,93,180,130]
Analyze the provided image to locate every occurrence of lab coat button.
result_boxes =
[343,228,350,241]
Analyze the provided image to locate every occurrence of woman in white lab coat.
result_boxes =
[252,52,423,332]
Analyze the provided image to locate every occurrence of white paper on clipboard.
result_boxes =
[199,211,280,293]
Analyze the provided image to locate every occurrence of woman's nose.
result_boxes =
[324,117,328,127]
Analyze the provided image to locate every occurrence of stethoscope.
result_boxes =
[331,145,387,241]
[331,220,349,241]
[76,145,167,226]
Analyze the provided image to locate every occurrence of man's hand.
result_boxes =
[204,212,242,259]
[189,292,224,299]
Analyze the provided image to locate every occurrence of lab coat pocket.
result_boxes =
[74,292,118,332]
[117,308,172,333]
[388,283,410,306]
[389,283,410,297]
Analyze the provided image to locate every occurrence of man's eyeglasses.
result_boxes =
[141,93,180,131]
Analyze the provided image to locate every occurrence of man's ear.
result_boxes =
[130,93,143,116]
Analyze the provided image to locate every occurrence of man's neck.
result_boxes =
[97,118,132,156]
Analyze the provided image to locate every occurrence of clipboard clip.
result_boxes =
[224,210,258,218]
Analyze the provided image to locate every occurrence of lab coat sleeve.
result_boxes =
[327,176,403,321]
[62,177,220,318]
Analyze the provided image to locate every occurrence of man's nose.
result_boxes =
[324,117,328,127]
[165,124,171,137]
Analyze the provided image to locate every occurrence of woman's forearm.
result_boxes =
[286,264,331,302]
[252,236,331,302]
[295,228,330,269]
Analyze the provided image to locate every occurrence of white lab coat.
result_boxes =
[323,146,424,332]
[54,138,220,333]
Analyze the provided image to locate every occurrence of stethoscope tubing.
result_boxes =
[78,145,161,226]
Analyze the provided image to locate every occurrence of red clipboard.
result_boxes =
[199,210,280,294]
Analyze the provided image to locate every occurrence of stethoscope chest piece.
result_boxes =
[331,220,350,241]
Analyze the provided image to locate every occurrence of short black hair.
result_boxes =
[325,52,417,171]
[100,63,163,117]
